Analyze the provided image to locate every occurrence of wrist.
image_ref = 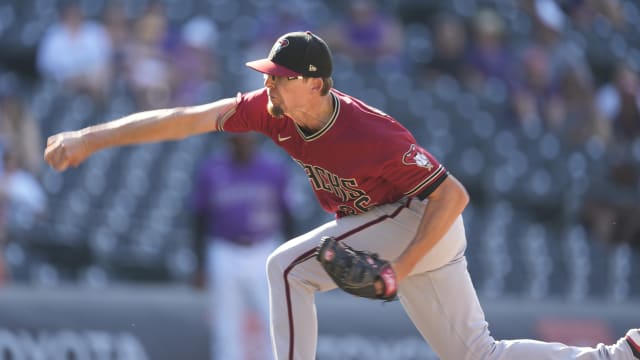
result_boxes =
[79,128,103,154]
[391,260,413,282]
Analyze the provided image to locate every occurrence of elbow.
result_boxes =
[171,106,217,139]
[443,175,469,213]
[459,186,470,212]
[455,178,470,211]
[457,180,470,208]
[446,183,469,216]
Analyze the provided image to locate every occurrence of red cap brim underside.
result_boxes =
[245,58,301,77]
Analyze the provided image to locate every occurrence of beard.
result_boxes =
[267,103,285,117]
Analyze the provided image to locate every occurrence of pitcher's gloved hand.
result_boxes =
[316,236,397,301]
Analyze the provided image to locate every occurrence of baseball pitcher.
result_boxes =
[45,31,639,360]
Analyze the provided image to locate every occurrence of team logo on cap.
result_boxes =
[402,144,434,170]
[270,38,290,58]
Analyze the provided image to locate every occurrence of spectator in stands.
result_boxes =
[596,62,640,142]
[0,209,5,286]
[559,59,611,148]
[0,147,47,230]
[466,8,516,92]
[581,162,640,248]
[564,0,631,85]
[511,46,566,130]
[528,0,583,85]
[0,91,43,175]
[322,0,404,70]
[189,134,294,360]
[423,13,469,82]
[394,1,442,27]
[102,2,132,88]
[254,2,313,43]
[124,2,174,109]
[171,16,220,106]
[0,146,48,283]
[36,1,112,103]
[563,0,628,32]
[581,61,640,247]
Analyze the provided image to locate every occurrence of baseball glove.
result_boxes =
[315,236,398,301]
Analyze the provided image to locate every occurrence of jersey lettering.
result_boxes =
[315,167,333,193]
[340,179,365,200]
[294,159,373,212]
[337,205,358,216]
[354,195,373,213]
[300,160,322,189]
[328,172,347,201]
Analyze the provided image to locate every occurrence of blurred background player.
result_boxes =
[189,133,294,360]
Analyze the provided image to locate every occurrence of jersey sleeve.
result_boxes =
[222,89,272,134]
[383,141,449,199]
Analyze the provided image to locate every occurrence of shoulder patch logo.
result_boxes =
[402,144,434,170]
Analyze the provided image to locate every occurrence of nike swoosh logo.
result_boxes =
[278,134,292,142]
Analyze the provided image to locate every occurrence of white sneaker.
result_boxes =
[626,329,640,359]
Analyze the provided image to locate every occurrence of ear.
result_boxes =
[309,77,324,92]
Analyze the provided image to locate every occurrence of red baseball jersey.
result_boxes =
[222,88,448,217]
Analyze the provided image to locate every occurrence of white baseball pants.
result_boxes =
[266,198,635,360]
[208,238,278,360]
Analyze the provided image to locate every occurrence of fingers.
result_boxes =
[54,145,70,171]
[44,131,94,172]
[44,135,70,172]
[44,136,58,161]
[49,148,68,172]
[46,135,56,147]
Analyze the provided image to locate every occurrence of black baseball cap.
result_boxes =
[246,31,333,78]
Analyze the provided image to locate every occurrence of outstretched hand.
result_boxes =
[44,131,92,172]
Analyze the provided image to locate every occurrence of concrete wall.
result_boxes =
[0,286,637,359]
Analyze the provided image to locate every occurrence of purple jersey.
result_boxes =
[222,88,448,217]
[190,151,290,244]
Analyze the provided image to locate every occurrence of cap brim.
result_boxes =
[246,58,301,77]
